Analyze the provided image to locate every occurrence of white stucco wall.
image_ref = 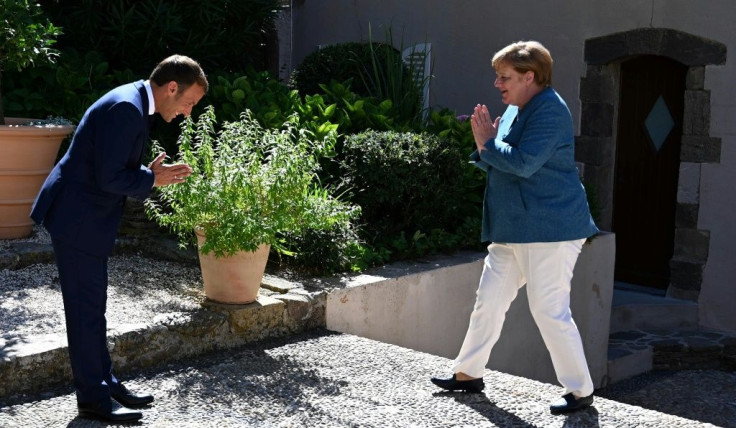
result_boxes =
[289,0,736,333]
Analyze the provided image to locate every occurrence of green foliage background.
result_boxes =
[39,0,280,75]
[289,42,401,99]
[2,2,487,274]
[0,0,61,123]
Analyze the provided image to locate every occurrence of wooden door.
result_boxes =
[613,56,686,289]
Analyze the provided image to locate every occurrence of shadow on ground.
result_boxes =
[597,369,736,428]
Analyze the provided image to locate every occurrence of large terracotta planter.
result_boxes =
[195,229,270,304]
[0,118,74,239]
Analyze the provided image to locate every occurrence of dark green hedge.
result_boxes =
[290,42,401,98]
[39,0,281,75]
[337,130,481,260]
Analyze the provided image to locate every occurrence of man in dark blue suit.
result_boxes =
[31,55,208,423]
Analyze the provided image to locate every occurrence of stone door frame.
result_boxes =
[576,28,726,301]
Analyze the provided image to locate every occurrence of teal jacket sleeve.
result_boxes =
[475,98,569,178]
[469,150,491,171]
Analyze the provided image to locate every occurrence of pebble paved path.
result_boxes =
[0,329,726,428]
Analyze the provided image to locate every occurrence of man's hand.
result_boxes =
[149,152,193,187]
[470,104,500,152]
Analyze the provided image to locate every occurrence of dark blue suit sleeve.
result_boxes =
[93,102,155,200]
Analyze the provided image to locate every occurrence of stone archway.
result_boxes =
[576,28,726,301]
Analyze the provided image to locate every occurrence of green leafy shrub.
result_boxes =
[318,80,398,134]
[338,130,481,260]
[425,108,486,203]
[426,108,474,148]
[2,49,134,122]
[146,106,360,259]
[357,26,427,130]
[206,71,402,144]
[0,0,61,124]
[277,222,366,275]
[40,0,280,75]
[290,42,400,98]
[290,38,426,131]
[208,70,297,126]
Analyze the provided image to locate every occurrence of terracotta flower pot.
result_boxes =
[195,228,270,304]
[0,118,74,239]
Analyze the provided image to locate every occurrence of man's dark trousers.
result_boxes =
[52,237,117,406]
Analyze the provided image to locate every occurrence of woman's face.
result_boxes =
[494,62,535,108]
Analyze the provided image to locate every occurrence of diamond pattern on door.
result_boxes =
[644,95,675,152]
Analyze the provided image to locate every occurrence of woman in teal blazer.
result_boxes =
[431,41,598,414]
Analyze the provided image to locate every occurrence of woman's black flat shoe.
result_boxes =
[430,374,484,393]
[549,393,594,413]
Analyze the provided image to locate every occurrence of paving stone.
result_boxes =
[651,339,685,351]
[610,331,647,341]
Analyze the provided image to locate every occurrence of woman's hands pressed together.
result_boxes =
[470,104,500,152]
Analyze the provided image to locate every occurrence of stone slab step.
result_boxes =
[606,328,736,384]
[0,294,325,399]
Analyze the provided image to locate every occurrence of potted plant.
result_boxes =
[0,0,73,239]
[146,106,359,304]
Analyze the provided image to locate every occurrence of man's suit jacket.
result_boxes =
[31,80,156,256]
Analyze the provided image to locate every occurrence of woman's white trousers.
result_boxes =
[451,239,594,397]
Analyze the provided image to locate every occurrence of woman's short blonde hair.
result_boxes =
[492,41,553,87]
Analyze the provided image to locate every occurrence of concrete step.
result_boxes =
[607,340,653,384]
[610,289,698,333]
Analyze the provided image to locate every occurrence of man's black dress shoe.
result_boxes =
[430,374,485,393]
[549,393,594,413]
[110,383,154,408]
[78,400,142,422]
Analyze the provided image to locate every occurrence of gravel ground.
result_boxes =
[0,330,727,428]
[0,252,204,339]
